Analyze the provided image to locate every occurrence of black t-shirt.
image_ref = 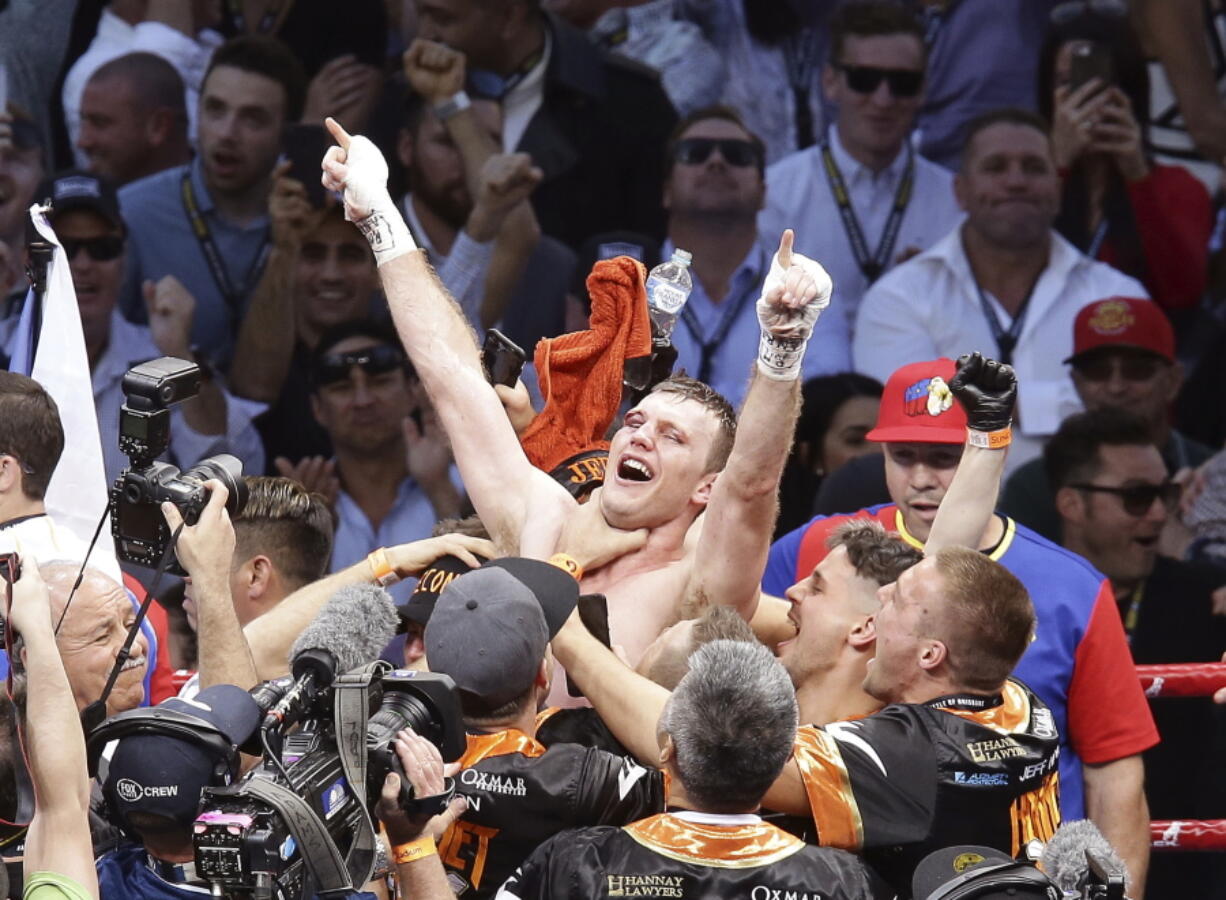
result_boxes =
[496,814,890,900]
[790,679,1061,893]
[439,730,665,899]
[534,707,630,758]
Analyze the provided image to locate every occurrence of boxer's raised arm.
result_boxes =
[321,118,571,549]
[683,231,831,623]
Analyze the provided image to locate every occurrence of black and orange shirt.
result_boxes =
[793,678,1060,891]
[494,812,891,900]
[439,728,666,899]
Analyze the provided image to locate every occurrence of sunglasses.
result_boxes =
[836,64,924,98]
[313,345,408,387]
[1051,0,1126,24]
[1070,481,1181,516]
[1072,354,1164,383]
[60,235,124,262]
[674,138,762,169]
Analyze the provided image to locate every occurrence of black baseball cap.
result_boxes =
[911,846,1058,900]
[37,169,125,233]
[425,558,579,707]
[398,551,488,627]
[102,685,261,831]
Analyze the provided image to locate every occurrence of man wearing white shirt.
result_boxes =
[759,1,962,372]
[853,108,1147,470]
[62,0,223,166]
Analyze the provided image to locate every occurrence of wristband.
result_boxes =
[548,553,584,581]
[353,202,417,268]
[966,427,1012,449]
[756,332,808,381]
[392,835,437,865]
[368,548,400,587]
[433,91,472,122]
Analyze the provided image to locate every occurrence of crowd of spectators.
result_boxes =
[1,0,1226,898]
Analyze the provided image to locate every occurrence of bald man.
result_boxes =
[40,563,149,717]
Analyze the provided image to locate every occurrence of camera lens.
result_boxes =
[182,455,249,518]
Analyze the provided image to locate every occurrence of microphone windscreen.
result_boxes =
[289,582,399,675]
[1040,819,1128,893]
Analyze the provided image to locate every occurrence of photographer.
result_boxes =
[162,480,259,693]
[419,559,667,898]
[6,560,100,899]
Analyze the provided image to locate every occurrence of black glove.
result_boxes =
[950,352,1016,432]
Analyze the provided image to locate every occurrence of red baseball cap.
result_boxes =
[866,358,967,444]
[1063,297,1174,365]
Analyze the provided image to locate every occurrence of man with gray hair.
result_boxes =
[492,641,885,899]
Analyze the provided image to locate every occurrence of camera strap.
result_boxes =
[80,521,183,735]
[237,778,355,894]
[333,667,383,888]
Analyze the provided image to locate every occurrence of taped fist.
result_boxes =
[756,229,832,341]
[950,352,1016,433]
[322,118,416,265]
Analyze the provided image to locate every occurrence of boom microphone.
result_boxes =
[1040,819,1128,898]
[261,584,399,732]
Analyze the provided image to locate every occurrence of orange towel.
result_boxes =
[520,256,653,476]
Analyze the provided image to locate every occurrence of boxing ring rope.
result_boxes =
[1135,663,1226,852]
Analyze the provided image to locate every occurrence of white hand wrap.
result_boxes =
[324,136,417,267]
[755,248,832,381]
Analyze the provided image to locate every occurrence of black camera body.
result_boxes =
[194,669,465,899]
[109,358,248,573]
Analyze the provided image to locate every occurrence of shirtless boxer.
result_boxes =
[320,118,831,680]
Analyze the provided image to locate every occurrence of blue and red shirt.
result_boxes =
[765,504,1159,819]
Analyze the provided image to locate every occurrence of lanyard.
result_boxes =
[971,271,1040,367]
[1086,219,1109,259]
[1121,582,1144,644]
[227,0,294,34]
[180,172,271,316]
[819,140,915,284]
[783,33,821,149]
[678,246,767,386]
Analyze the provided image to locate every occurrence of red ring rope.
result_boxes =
[1135,663,1226,699]
[1151,820,1226,851]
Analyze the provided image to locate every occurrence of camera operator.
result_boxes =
[419,558,667,898]
[387,642,887,900]
[91,684,272,900]
[6,560,101,900]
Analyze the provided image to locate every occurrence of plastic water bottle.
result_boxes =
[646,248,693,345]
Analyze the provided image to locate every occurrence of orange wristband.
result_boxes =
[392,835,436,865]
[368,548,399,587]
[967,427,1012,449]
[548,553,584,581]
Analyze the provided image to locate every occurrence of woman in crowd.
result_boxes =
[775,373,882,539]
[1038,6,1212,312]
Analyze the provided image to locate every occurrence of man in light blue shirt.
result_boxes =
[760,1,962,367]
[307,321,464,597]
[117,36,306,365]
[663,106,832,411]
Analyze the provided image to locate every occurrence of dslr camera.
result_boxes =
[194,667,465,900]
[109,358,248,573]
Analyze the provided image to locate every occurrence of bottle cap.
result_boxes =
[672,249,692,266]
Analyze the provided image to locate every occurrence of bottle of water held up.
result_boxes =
[646,248,693,346]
